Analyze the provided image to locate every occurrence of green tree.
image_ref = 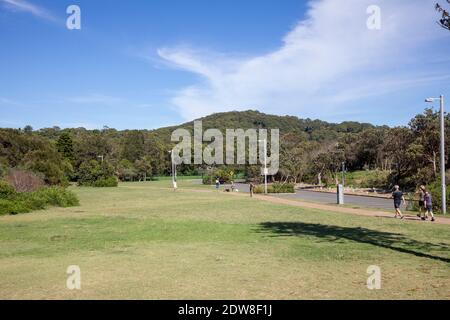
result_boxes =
[77,160,115,185]
[117,159,138,181]
[56,132,74,161]
[134,156,153,181]
[121,131,145,162]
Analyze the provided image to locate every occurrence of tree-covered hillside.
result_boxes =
[156,110,381,143]
[1,109,449,193]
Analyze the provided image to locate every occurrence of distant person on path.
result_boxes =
[249,182,255,198]
[417,185,426,219]
[392,185,405,219]
[215,178,220,190]
[231,181,235,192]
[423,190,435,222]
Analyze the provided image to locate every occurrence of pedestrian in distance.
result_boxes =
[423,190,436,222]
[417,185,426,219]
[392,185,405,219]
[215,178,220,191]
[249,182,255,198]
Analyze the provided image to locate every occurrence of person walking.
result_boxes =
[392,185,405,219]
[215,178,220,191]
[423,190,436,222]
[417,185,426,219]
[249,182,254,198]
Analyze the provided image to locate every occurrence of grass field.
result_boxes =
[0,180,449,300]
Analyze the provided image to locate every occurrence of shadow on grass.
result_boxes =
[256,222,450,263]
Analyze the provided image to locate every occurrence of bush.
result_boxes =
[427,180,450,213]
[0,199,28,215]
[91,177,118,188]
[202,168,235,185]
[0,180,16,199]
[345,170,389,188]
[4,169,45,192]
[0,187,79,216]
[254,183,295,194]
[77,160,117,187]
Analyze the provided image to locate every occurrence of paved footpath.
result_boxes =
[251,193,450,225]
[173,187,450,226]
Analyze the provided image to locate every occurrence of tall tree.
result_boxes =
[56,132,74,161]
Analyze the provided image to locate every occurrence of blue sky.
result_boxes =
[0,0,449,130]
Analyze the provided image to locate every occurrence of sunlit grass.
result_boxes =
[0,180,448,299]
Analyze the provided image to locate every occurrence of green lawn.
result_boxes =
[0,180,449,299]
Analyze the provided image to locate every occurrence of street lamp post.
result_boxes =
[258,139,268,194]
[97,155,104,163]
[426,95,446,215]
[169,150,177,191]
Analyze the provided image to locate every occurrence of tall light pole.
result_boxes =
[169,150,177,191]
[97,155,104,163]
[258,139,268,194]
[426,95,446,215]
[341,162,346,187]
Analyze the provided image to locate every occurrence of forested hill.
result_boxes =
[153,110,385,143]
[1,108,446,190]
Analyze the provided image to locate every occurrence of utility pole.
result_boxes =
[258,139,268,194]
[440,95,446,215]
[169,150,177,191]
[426,95,446,214]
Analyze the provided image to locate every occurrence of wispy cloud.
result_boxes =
[1,0,57,22]
[0,97,22,106]
[65,94,124,106]
[158,0,448,120]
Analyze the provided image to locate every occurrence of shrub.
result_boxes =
[0,187,79,216]
[202,168,235,185]
[345,170,389,189]
[0,199,22,215]
[77,160,117,187]
[254,183,295,194]
[272,182,295,193]
[4,169,45,193]
[426,180,450,213]
[0,180,16,199]
[91,177,118,187]
[34,187,79,207]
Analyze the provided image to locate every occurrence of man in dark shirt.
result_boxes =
[392,185,405,219]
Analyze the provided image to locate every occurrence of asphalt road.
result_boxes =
[229,183,404,211]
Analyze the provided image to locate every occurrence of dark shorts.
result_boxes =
[419,201,424,207]
[394,201,402,209]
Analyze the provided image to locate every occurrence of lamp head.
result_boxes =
[425,98,435,103]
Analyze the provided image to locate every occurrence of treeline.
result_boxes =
[0,109,449,190]
[279,108,450,189]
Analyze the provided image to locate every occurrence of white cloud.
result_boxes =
[0,97,21,106]
[66,94,124,106]
[1,0,57,22]
[158,0,448,121]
